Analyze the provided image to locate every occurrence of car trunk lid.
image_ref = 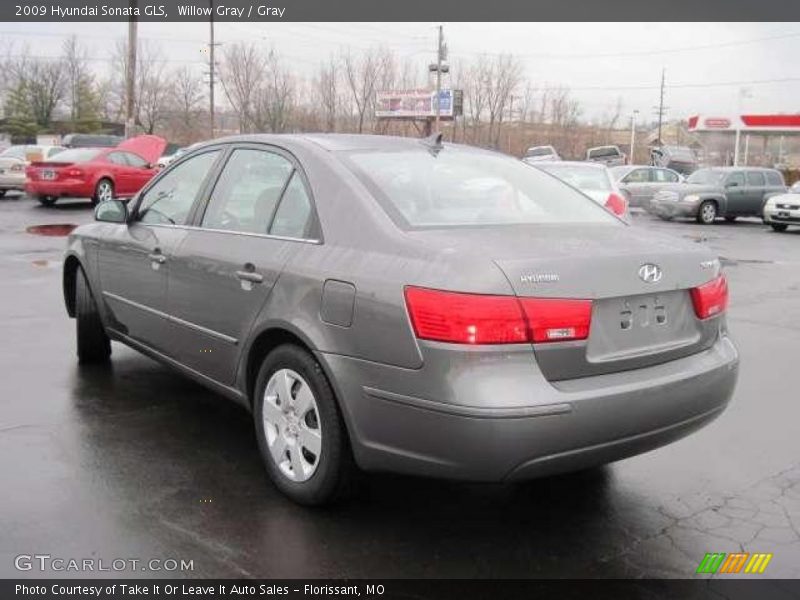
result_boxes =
[116,134,167,164]
[410,224,722,381]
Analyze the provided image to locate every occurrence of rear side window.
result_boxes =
[138,150,220,225]
[765,171,784,186]
[746,171,765,186]
[201,148,294,234]
[345,149,618,228]
[624,169,650,183]
[727,172,745,187]
[655,169,679,183]
[269,172,314,239]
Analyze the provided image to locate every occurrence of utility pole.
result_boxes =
[208,0,217,139]
[629,109,639,165]
[434,25,444,132]
[654,68,666,146]
[125,0,138,139]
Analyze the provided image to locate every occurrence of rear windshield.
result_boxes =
[525,147,553,157]
[344,148,618,229]
[48,148,103,163]
[588,147,620,158]
[687,169,724,185]
[536,163,612,192]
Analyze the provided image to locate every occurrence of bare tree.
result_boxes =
[341,47,383,134]
[252,51,296,133]
[170,66,205,140]
[219,42,265,133]
[314,58,340,132]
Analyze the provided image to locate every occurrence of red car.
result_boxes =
[26,135,167,206]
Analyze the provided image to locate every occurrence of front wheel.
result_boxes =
[254,344,356,505]
[93,179,114,205]
[771,223,788,232]
[697,200,717,224]
[75,268,111,363]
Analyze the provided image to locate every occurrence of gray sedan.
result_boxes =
[610,165,682,210]
[63,134,738,505]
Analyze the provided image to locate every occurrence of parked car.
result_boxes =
[63,134,737,505]
[762,180,800,232]
[586,145,626,167]
[0,145,64,197]
[534,160,631,222]
[26,135,166,206]
[61,133,124,149]
[650,145,698,175]
[649,167,786,224]
[522,145,560,163]
[610,165,683,210]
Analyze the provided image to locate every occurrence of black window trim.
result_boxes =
[191,142,324,244]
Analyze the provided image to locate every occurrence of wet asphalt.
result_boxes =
[0,192,799,579]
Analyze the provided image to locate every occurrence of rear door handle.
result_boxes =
[148,250,166,264]
[236,270,263,283]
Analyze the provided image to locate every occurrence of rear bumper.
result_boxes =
[0,173,25,190]
[26,179,94,198]
[323,334,738,481]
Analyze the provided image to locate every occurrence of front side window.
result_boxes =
[624,169,650,183]
[138,150,220,225]
[345,148,618,228]
[107,152,127,165]
[726,172,746,187]
[124,152,148,168]
[201,148,294,234]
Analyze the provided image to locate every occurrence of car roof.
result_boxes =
[702,166,777,172]
[537,160,608,170]
[189,133,497,156]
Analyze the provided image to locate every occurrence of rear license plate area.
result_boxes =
[586,290,700,363]
[41,170,55,180]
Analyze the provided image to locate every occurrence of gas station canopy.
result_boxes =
[688,114,800,133]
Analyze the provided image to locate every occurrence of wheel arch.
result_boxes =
[63,254,83,318]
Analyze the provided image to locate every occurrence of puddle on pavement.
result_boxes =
[25,224,78,237]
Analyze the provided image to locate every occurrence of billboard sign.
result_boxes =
[376,89,460,119]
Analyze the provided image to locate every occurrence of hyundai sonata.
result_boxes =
[63,134,738,505]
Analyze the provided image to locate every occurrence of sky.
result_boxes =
[2,21,799,124]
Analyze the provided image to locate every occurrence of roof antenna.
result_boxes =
[421,131,444,154]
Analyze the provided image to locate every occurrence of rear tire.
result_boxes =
[697,200,717,224]
[0,190,6,198]
[75,268,111,364]
[93,179,114,206]
[38,195,56,207]
[771,223,788,232]
[253,344,357,506]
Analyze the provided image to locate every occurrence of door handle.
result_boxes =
[236,270,263,283]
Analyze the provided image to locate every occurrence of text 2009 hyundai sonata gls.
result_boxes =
[63,134,739,505]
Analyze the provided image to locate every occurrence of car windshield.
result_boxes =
[525,147,552,157]
[344,148,618,228]
[661,146,695,161]
[687,169,724,185]
[48,148,103,163]
[536,163,612,192]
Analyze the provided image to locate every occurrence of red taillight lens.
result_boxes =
[404,287,592,345]
[404,287,528,344]
[605,192,628,218]
[519,298,593,342]
[65,169,83,177]
[690,275,728,320]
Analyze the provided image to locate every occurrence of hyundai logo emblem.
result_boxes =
[638,264,663,283]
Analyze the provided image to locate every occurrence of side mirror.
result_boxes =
[94,199,128,223]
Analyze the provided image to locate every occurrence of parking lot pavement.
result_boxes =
[1,193,798,579]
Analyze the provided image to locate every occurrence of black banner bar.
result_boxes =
[4,0,800,22]
[4,580,800,600]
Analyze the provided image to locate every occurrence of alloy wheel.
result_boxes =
[700,202,716,224]
[261,368,322,482]
[97,181,113,202]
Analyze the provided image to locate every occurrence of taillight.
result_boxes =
[65,168,83,177]
[519,298,592,342]
[690,275,728,319]
[404,287,592,345]
[605,192,628,218]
